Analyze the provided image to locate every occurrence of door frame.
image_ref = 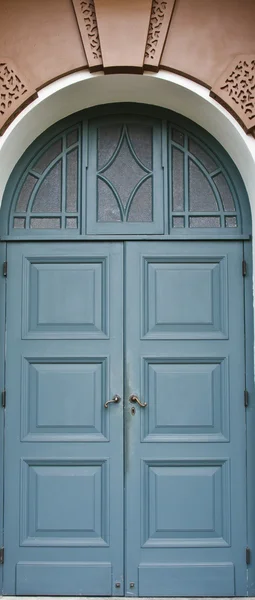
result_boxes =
[0,237,253,596]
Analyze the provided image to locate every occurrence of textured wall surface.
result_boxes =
[0,0,254,134]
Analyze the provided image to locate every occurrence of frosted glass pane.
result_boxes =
[128,178,152,221]
[128,125,152,168]
[66,149,78,212]
[173,216,184,228]
[172,129,184,146]
[98,178,121,222]
[32,161,62,213]
[67,129,78,148]
[102,138,146,210]
[66,217,78,229]
[189,139,217,173]
[34,140,62,174]
[13,217,25,229]
[172,148,184,211]
[214,173,235,211]
[189,160,218,211]
[189,216,220,228]
[30,218,61,229]
[225,216,237,227]
[16,174,38,212]
[98,125,121,169]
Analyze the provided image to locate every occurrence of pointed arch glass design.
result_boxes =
[97,124,153,222]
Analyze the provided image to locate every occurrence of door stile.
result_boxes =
[243,240,255,595]
[0,242,6,594]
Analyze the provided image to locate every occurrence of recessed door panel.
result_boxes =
[22,257,109,338]
[142,256,228,338]
[142,358,229,442]
[21,358,109,442]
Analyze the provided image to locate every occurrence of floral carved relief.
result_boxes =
[211,55,255,134]
[145,1,167,62]
[0,62,28,117]
[0,60,36,135]
[72,0,102,70]
[144,0,175,70]
[80,1,102,61]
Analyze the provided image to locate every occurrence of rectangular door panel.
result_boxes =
[125,241,246,597]
[21,357,110,442]
[22,253,109,338]
[4,242,124,596]
[142,357,229,442]
[142,253,228,339]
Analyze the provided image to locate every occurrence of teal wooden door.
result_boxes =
[3,240,247,596]
[125,241,247,597]
[3,242,124,596]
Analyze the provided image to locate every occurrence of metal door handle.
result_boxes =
[129,394,147,408]
[104,394,121,408]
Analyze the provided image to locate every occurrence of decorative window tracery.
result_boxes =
[7,110,247,238]
[170,127,239,230]
[12,126,80,232]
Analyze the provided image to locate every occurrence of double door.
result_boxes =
[3,241,247,596]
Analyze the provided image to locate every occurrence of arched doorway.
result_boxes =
[0,104,252,596]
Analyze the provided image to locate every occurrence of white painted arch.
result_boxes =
[0,69,255,241]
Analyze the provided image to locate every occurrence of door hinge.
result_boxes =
[3,261,7,277]
[1,390,6,408]
[244,390,249,408]
[246,547,251,565]
[0,548,4,564]
[242,260,247,277]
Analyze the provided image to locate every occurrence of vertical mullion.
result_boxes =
[81,120,88,236]
[184,133,189,228]
[61,136,67,230]
[161,121,169,234]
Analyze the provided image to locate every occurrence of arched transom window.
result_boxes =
[4,106,249,238]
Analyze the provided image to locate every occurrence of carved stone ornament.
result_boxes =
[211,54,255,134]
[0,59,37,135]
[72,0,102,71]
[144,0,176,70]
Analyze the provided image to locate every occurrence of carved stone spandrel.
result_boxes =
[0,59,37,135]
[144,0,176,71]
[72,0,103,71]
[211,54,255,134]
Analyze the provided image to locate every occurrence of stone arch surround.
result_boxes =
[1,70,255,597]
[0,71,255,229]
[0,70,255,301]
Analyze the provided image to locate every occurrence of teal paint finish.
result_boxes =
[243,240,255,596]
[0,103,252,598]
[3,242,124,596]
[0,243,6,594]
[1,239,250,596]
[125,241,247,597]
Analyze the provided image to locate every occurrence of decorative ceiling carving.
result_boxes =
[144,0,176,71]
[72,0,103,71]
[211,55,255,134]
[0,59,37,135]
